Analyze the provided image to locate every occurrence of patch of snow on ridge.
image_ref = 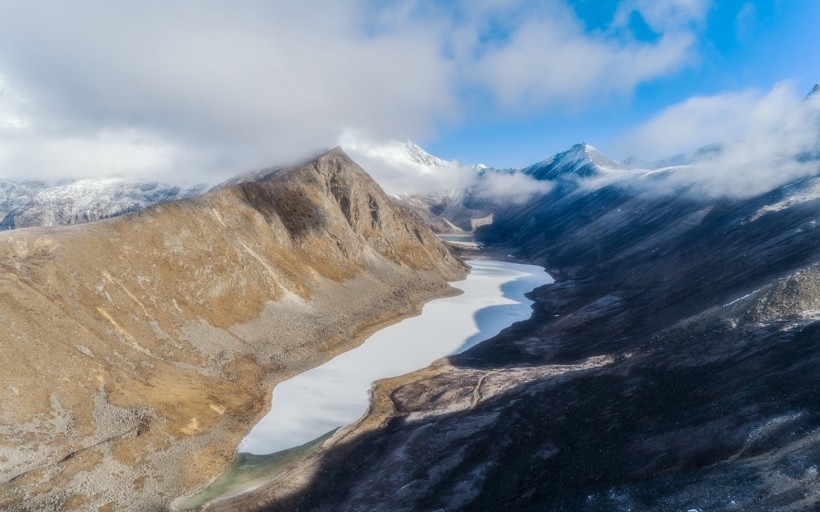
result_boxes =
[0,178,47,217]
[723,289,760,308]
[749,178,820,222]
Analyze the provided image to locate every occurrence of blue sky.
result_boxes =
[427,0,820,166]
[0,0,817,183]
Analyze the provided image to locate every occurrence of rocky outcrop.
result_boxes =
[0,148,466,511]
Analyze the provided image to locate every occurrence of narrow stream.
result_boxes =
[180,259,552,508]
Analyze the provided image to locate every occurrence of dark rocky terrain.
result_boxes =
[214,151,820,511]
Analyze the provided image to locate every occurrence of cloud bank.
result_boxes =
[621,82,820,197]
[0,0,706,184]
[339,129,475,196]
[339,128,552,203]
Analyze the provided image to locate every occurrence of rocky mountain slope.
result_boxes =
[211,109,820,509]
[0,148,466,511]
[0,178,47,220]
[0,178,206,230]
[521,142,625,181]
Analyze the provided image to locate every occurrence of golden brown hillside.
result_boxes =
[0,148,466,511]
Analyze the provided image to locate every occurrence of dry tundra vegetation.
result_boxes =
[0,148,466,511]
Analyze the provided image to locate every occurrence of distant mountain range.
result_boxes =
[5,83,820,235]
[0,135,705,234]
[0,178,206,230]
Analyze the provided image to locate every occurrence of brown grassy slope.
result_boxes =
[0,147,466,511]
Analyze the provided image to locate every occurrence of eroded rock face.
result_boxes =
[0,148,466,511]
[230,175,820,511]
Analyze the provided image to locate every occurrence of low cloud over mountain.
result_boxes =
[620,82,820,197]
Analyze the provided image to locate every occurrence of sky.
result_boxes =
[0,0,818,186]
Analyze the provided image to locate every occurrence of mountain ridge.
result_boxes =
[0,148,466,511]
[0,177,207,230]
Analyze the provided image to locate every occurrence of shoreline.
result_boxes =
[173,271,466,510]
[196,258,552,511]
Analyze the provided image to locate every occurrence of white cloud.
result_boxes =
[474,19,695,108]
[448,0,706,110]
[472,169,554,204]
[0,1,708,184]
[340,128,551,202]
[619,82,804,160]
[339,128,475,196]
[0,128,201,184]
[615,0,709,33]
[0,1,453,183]
[620,82,820,197]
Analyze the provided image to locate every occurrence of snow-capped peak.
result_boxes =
[338,130,464,176]
[523,143,624,181]
[337,129,483,196]
[804,84,820,112]
[402,139,451,168]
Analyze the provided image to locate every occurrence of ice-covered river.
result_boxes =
[239,259,552,455]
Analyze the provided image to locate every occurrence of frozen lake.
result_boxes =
[239,259,552,455]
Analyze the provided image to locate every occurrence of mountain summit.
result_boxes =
[523,143,624,181]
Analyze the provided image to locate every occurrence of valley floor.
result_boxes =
[182,260,551,508]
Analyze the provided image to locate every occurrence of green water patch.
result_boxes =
[178,429,338,510]
[437,233,475,243]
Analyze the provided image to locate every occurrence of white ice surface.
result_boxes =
[239,259,552,455]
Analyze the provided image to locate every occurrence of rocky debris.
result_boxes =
[0,148,466,511]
